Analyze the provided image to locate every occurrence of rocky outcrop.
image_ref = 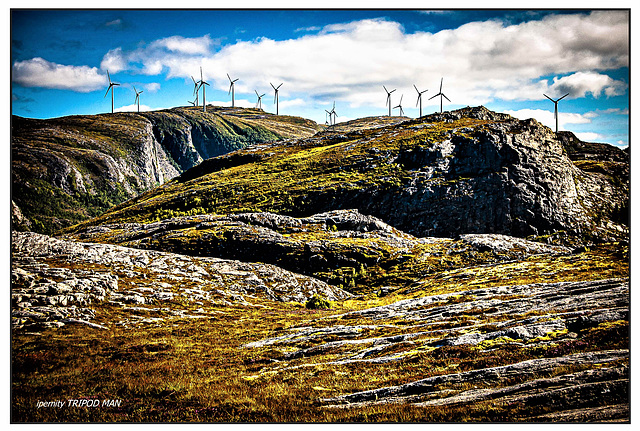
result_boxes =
[11,231,350,331]
[64,209,571,291]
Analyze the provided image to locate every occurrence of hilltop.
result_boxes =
[70,106,629,246]
[11,106,322,234]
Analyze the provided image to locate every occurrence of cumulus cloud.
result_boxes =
[549,71,627,99]
[12,57,105,92]
[149,11,626,106]
[115,103,152,113]
[149,35,213,55]
[12,10,629,105]
[505,108,593,131]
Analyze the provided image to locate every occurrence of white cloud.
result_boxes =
[12,57,105,92]
[13,11,629,106]
[549,71,627,99]
[144,83,161,93]
[115,104,152,113]
[504,108,593,131]
[149,35,213,56]
[100,48,128,74]
[574,132,603,142]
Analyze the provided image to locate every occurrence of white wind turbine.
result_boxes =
[414,85,428,118]
[199,67,210,113]
[255,90,265,109]
[227,74,239,107]
[383,85,396,117]
[429,78,451,113]
[133,86,143,113]
[543,93,570,133]
[271,82,283,115]
[104,70,120,114]
[330,102,338,125]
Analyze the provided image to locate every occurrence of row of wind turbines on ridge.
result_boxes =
[384,78,569,133]
[106,70,570,133]
[384,77,449,118]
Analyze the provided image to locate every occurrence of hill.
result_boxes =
[11,106,322,234]
[70,106,629,246]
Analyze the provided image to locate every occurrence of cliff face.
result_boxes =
[76,106,628,246]
[11,107,321,234]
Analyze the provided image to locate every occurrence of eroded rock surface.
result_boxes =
[11,231,350,331]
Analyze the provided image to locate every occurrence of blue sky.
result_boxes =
[11,8,631,147]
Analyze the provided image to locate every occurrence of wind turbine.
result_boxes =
[104,70,120,114]
[543,93,570,133]
[133,86,143,113]
[429,78,451,113]
[227,74,239,107]
[271,82,283,115]
[330,102,338,125]
[255,90,265,109]
[394,95,405,116]
[383,85,396,117]
[325,109,331,125]
[199,67,209,113]
[191,75,200,106]
[414,85,428,117]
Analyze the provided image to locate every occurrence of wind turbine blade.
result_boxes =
[414,84,419,94]
[429,93,439,100]
[107,70,111,84]
[390,89,396,94]
[270,82,276,90]
[227,73,232,82]
[543,94,554,102]
[443,94,451,103]
[558,93,570,101]
[277,83,283,89]
[383,85,388,94]
[440,78,443,93]
[104,85,111,98]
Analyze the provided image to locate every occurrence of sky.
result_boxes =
[10,7,632,148]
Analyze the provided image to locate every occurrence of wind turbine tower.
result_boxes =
[271,82,283,115]
[133,86,143,113]
[227,74,239,107]
[383,85,396,117]
[414,85,428,117]
[543,93,570,133]
[394,95,405,116]
[255,91,265,109]
[199,67,210,113]
[104,70,120,114]
[429,78,451,113]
